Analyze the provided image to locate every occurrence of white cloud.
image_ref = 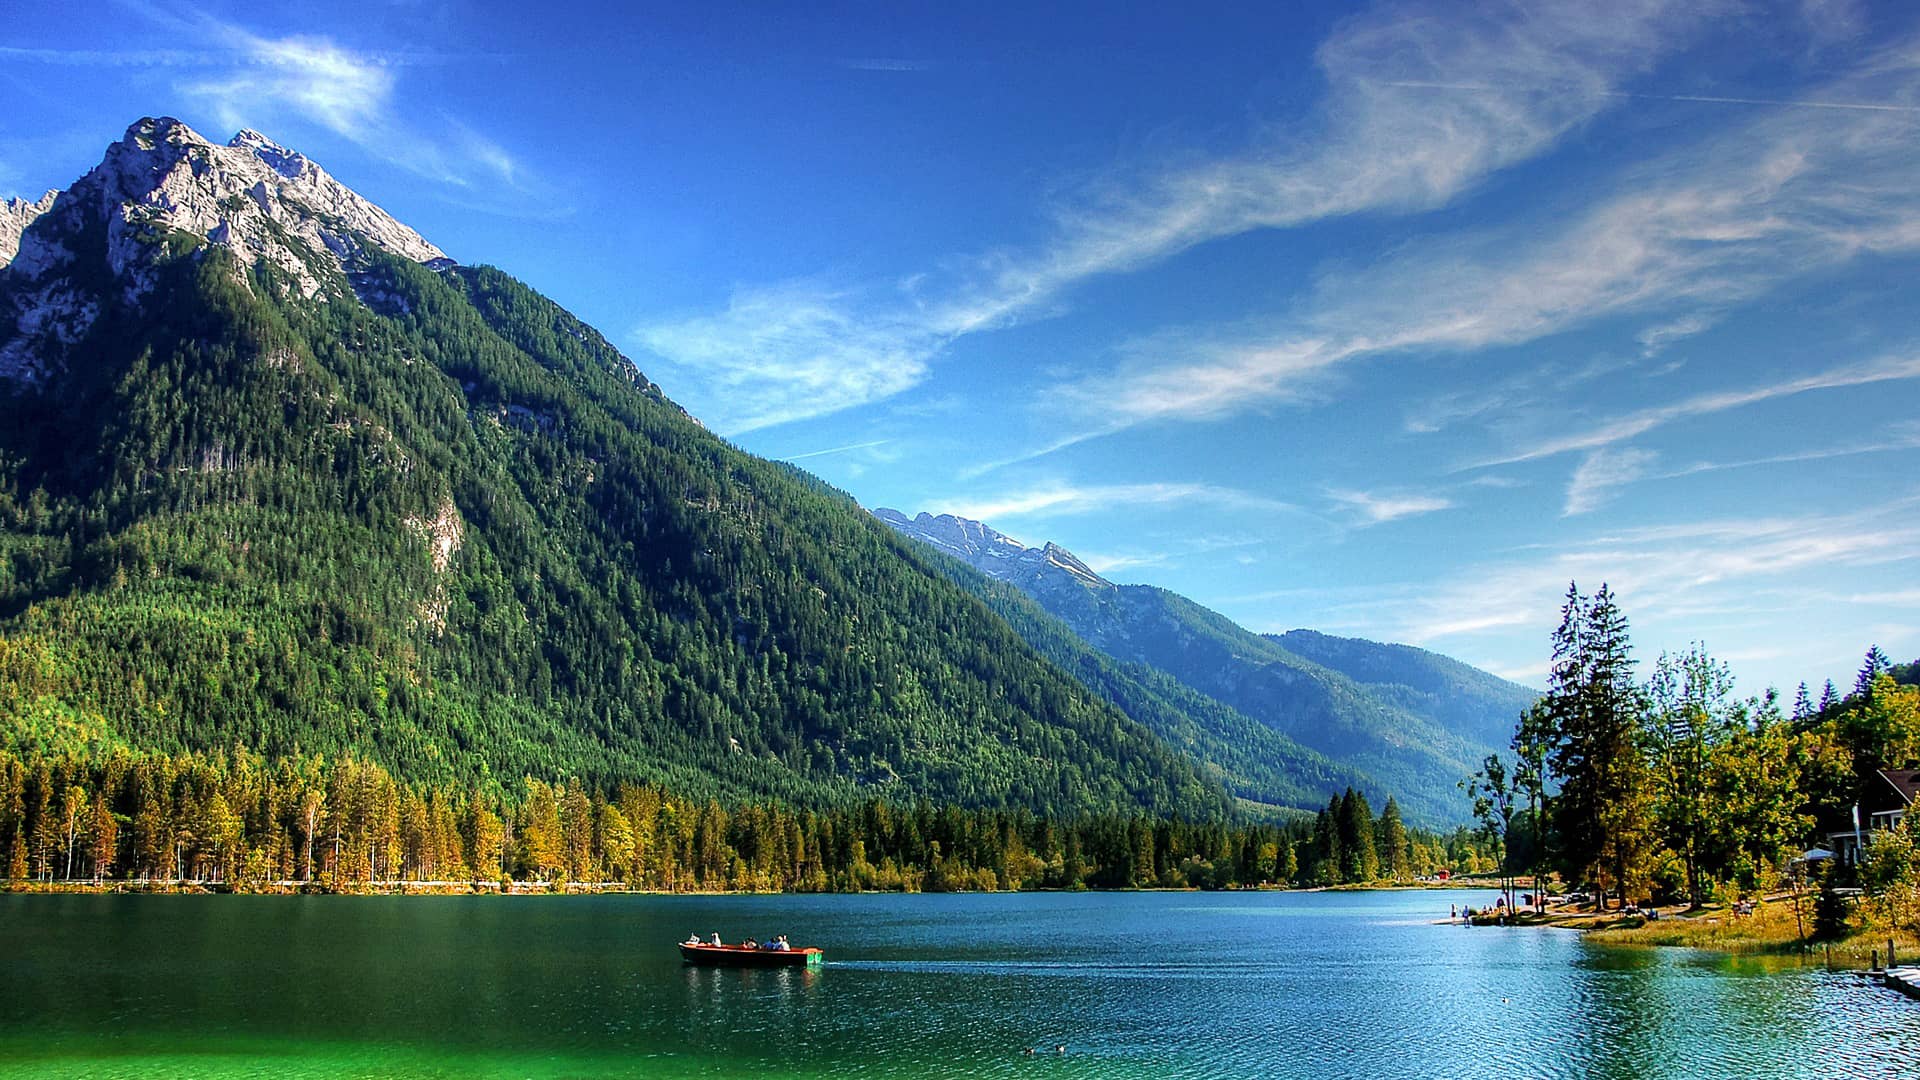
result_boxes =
[1077,550,1171,575]
[780,438,893,462]
[1044,29,1920,440]
[1636,313,1718,356]
[640,0,1719,434]
[187,34,394,138]
[1394,500,1920,649]
[947,0,1723,323]
[1564,447,1660,516]
[149,17,525,190]
[1660,422,1920,478]
[941,482,1296,523]
[638,282,933,434]
[1548,421,1920,509]
[1490,355,1920,467]
[1326,487,1456,525]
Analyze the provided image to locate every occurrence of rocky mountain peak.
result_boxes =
[0,190,58,267]
[228,128,313,179]
[1038,541,1105,587]
[0,115,449,382]
[873,507,1114,594]
[873,508,1026,561]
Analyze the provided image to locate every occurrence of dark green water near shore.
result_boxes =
[2,889,1913,1078]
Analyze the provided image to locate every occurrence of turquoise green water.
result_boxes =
[1,889,1914,1078]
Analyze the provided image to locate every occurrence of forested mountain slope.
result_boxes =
[0,117,1228,818]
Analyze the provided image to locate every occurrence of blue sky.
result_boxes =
[5,0,1918,694]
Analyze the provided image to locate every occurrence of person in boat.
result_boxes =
[772,935,791,951]
[708,932,723,947]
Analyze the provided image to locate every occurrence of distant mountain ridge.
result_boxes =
[874,509,1540,820]
[1269,629,1538,751]
[876,523,1376,818]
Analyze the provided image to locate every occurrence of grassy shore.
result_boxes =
[1477,895,1920,966]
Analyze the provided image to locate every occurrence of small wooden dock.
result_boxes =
[1880,966,1920,1000]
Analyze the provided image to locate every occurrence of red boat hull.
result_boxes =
[679,943,823,967]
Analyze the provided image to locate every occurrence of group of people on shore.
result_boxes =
[684,931,794,950]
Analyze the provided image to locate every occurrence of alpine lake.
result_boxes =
[2,888,1915,1079]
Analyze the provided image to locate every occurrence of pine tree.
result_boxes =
[1542,583,1652,909]
[1336,788,1378,883]
[1377,797,1409,883]
[1792,683,1814,723]
[1311,797,1344,885]
[1858,646,1892,701]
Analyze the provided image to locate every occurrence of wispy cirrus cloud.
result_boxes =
[779,438,894,462]
[1401,353,1652,436]
[1666,422,1920,477]
[1487,353,1920,469]
[1399,502,1920,645]
[1076,550,1172,575]
[941,481,1298,524]
[1039,29,1920,448]
[1558,421,1920,513]
[1326,487,1456,526]
[8,6,531,190]
[1066,532,1268,577]
[639,281,933,434]
[1563,447,1661,515]
[637,0,1721,433]
[178,23,523,189]
[1251,497,1920,683]
[184,33,396,137]
[1636,313,1718,357]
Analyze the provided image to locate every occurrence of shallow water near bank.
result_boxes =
[2,889,1914,1078]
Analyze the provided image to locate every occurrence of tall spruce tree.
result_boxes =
[1377,797,1409,883]
[1792,683,1814,723]
[1543,583,1653,910]
[1336,788,1379,883]
[1311,796,1344,885]
[1819,680,1841,714]
[1857,646,1892,701]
